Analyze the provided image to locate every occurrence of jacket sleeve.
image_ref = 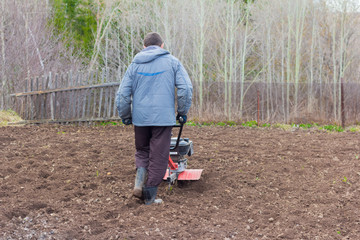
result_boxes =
[175,61,193,115]
[116,65,133,119]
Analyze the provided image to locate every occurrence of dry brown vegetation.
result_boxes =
[1,0,360,123]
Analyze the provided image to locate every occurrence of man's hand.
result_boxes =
[176,114,187,124]
[122,118,132,125]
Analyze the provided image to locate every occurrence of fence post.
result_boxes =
[54,74,58,119]
[98,69,105,118]
[341,78,345,128]
[257,89,260,126]
[23,78,28,119]
[86,71,93,118]
[81,71,88,119]
[92,70,99,118]
[49,72,55,120]
[35,77,40,119]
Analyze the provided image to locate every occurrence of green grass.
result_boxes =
[290,123,318,129]
[0,109,22,126]
[185,121,198,126]
[91,118,360,134]
[349,126,360,132]
[96,121,121,126]
[186,121,237,127]
[272,123,292,131]
[185,120,359,133]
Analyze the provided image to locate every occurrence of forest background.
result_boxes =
[1,0,360,124]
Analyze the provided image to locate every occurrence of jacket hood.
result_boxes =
[132,46,170,64]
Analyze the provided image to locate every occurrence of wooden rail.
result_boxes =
[8,117,121,125]
[10,82,120,97]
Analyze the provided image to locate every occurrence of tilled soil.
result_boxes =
[1,124,360,239]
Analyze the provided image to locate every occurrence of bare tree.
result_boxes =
[4,0,360,123]
[0,0,7,109]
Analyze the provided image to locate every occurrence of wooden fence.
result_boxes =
[10,69,360,125]
[10,70,122,124]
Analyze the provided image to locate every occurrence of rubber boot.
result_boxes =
[133,167,147,199]
[142,186,163,205]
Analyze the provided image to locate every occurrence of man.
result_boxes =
[116,32,193,205]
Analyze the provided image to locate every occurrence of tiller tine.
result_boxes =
[177,169,203,180]
[163,169,203,181]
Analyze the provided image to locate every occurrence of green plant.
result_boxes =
[98,121,119,126]
[96,170,99,177]
[342,176,350,185]
[226,121,237,126]
[242,120,258,128]
[262,123,271,127]
[217,122,227,126]
[185,121,197,126]
[196,121,238,126]
[202,121,214,126]
[299,123,313,129]
[320,125,344,132]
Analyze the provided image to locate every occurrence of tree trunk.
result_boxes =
[0,0,6,109]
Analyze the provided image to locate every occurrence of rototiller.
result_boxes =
[163,120,203,186]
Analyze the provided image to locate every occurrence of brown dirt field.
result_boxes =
[1,124,360,239]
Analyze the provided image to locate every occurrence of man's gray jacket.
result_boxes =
[116,46,193,126]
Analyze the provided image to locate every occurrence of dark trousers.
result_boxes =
[134,126,172,187]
